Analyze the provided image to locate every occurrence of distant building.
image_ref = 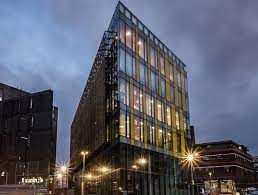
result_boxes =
[0,83,57,193]
[70,1,192,194]
[194,140,256,194]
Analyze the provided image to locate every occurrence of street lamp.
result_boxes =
[137,157,147,166]
[20,136,30,182]
[98,165,110,174]
[85,173,93,180]
[183,150,199,195]
[56,162,71,188]
[209,172,212,189]
[135,156,152,195]
[80,150,89,195]
[56,173,63,180]
[1,171,8,184]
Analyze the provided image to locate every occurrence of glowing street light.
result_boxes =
[187,154,194,162]
[56,162,71,189]
[60,166,67,173]
[56,173,63,180]
[137,157,147,166]
[182,149,200,195]
[98,165,110,173]
[85,173,93,180]
[80,151,89,156]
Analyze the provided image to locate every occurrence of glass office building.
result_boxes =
[70,2,191,194]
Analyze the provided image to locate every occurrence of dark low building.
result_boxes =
[0,83,57,193]
[194,140,256,194]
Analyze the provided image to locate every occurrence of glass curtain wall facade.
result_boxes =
[70,2,191,195]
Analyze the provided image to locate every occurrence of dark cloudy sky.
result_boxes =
[1,0,258,161]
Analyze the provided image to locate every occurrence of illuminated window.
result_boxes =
[140,63,147,85]
[119,79,126,104]
[177,71,181,88]
[157,100,164,122]
[158,128,164,148]
[119,79,130,106]
[169,64,174,81]
[167,132,173,151]
[161,78,165,98]
[126,25,132,49]
[132,30,136,52]
[160,55,165,75]
[126,52,132,77]
[178,91,182,108]
[119,20,125,44]
[146,94,154,117]
[133,86,142,111]
[140,119,144,141]
[139,89,143,112]
[138,36,145,59]
[170,85,175,103]
[147,122,155,145]
[119,111,126,136]
[176,111,180,130]
[166,106,171,126]
[126,114,130,138]
[151,71,157,92]
[119,48,125,72]
[150,46,156,68]
[134,116,143,141]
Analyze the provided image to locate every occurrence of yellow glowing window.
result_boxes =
[166,106,171,126]
[146,94,154,117]
[160,55,165,75]
[126,25,132,49]
[119,20,125,44]
[157,100,164,122]
[119,112,126,136]
[176,111,180,130]
[138,37,144,59]
[158,128,164,148]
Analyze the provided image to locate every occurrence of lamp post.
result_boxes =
[56,162,70,188]
[80,151,89,195]
[20,136,30,182]
[1,171,8,184]
[185,152,198,195]
[135,156,151,195]
[209,172,212,189]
